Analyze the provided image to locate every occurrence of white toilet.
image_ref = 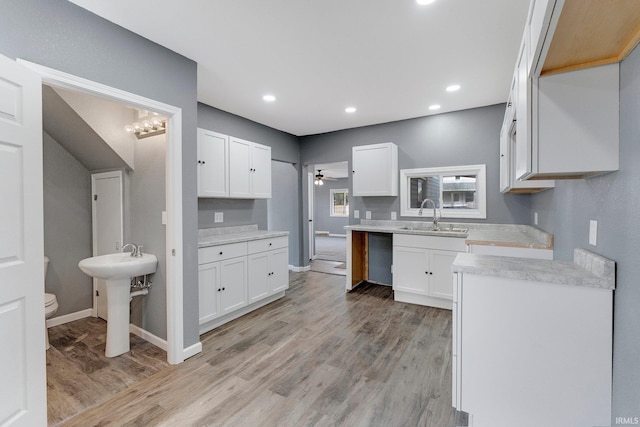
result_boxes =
[43,256,58,350]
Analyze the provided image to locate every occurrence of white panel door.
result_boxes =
[429,250,457,300]
[269,248,289,294]
[229,137,252,198]
[92,171,123,320]
[248,252,269,303]
[219,257,247,314]
[198,261,220,324]
[392,246,429,295]
[251,143,271,198]
[0,54,47,426]
[197,129,228,198]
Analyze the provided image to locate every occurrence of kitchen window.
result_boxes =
[330,189,349,217]
[400,164,486,219]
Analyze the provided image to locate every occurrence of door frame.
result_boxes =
[307,171,315,261]
[18,59,186,365]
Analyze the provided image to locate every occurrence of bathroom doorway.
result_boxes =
[20,59,186,365]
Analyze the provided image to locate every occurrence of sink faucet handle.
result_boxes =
[137,245,143,256]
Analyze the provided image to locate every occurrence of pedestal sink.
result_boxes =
[78,253,157,357]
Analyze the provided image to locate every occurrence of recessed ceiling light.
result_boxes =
[446,84,461,92]
[263,94,276,102]
[345,107,357,113]
[416,0,436,4]
[429,104,441,111]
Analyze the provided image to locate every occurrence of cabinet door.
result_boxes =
[220,257,248,314]
[269,248,289,293]
[251,143,271,198]
[229,137,252,198]
[499,109,511,193]
[248,252,270,303]
[197,129,229,198]
[429,250,458,300]
[352,143,398,196]
[515,44,532,181]
[392,246,429,295]
[198,261,220,324]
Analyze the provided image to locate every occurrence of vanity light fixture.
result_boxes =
[446,84,461,92]
[345,106,357,113]
[124,115,166,139]
[263,94,276,102]
[416,0,436,5]
[429,104,441,111]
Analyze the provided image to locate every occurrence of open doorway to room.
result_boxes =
[309,161,349,276]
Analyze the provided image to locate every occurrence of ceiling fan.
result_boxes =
[314,169,337,186]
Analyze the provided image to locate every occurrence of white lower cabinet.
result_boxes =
[392,234,466,309]
[198,235,288,334]
[452,271,612,426]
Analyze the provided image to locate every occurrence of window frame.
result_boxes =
[400,164,486,219]
[329,188,349,217]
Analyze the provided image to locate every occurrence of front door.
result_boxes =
[0,54,47,425]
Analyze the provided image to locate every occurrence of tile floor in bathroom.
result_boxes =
[46,317,168,426]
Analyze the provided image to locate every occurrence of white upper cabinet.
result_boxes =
[197,128,272,199]
[505,0,624,181]
[230,137,272,199]
[197,128,229,198]
[352,142,398,197]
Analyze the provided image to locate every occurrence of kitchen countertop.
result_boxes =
[345,220,553,249]
[198,225,289,248]
[452,248,615,290]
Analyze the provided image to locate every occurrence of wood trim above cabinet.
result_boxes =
[542,0,640,75]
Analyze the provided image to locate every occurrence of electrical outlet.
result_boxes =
[354,210,360,219]
[214,212,224,223]
[534,212,538,225]
[391,211,397,220]
[366,211,372,220]
[589,220,598,246]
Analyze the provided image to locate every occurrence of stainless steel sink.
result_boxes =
[395,226,468,233]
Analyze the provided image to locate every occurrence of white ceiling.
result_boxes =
[69,0,530,136]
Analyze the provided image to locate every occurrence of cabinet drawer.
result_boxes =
[248,236,288,254]
[199,242,247,264]
[393,234,467,252]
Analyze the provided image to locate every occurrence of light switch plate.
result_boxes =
[391,211,397,220]
[534,212,538,225]
[161,211,167,225]
[215,212,224,223]
[366,211,372,220]
[589,220,597,246]
[354,210,360,219]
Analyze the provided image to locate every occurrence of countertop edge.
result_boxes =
[198,230,289,248]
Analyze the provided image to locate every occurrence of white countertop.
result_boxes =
[198,225,289,248]
[345,220,553,249]
[452,249,615,290]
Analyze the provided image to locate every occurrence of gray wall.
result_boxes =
[300,104,532,264]
[531,46,640,419]
[197,103,304,267]
[268,161,301,267]
[129,134,167,339]
[0,0,200,348]
[43,132,93,315]
[313,178,350,235]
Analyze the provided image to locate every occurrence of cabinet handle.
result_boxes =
[202,161,206,164]
[500,154,504,157]
[219,251,223,255]
[217,288,221,292]
[222,287,225,291]
[269,243,272,246]
[430,272,433,275]
[352,170,355,173]
[425,271,429,275]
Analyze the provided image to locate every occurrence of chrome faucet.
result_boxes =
[121,243,142,257]
[418,198,441,229]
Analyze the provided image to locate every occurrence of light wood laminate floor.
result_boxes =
[52,271,458,426]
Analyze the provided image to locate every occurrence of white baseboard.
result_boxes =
[129,324,168,351]
[182,342,202,360]
[46,308,93,328]
[328,233,347,238]
[289,265,310,272]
